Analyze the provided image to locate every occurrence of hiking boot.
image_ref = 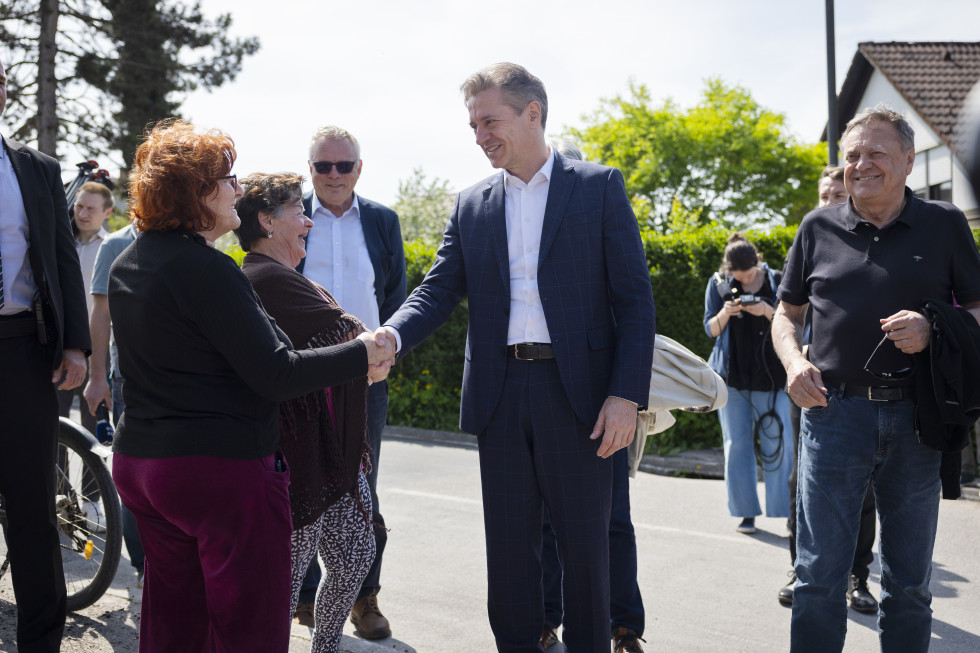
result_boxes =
[350,593,391,639]
[292,600,314,627]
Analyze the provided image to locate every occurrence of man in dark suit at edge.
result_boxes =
[0,58,91,653]
[296,125,407,639]
[378,62,656,653]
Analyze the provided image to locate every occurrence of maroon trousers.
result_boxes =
[113,452,292,653]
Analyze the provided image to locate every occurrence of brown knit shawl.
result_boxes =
[241,252,370,529]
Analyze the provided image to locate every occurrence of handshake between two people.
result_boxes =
[355,326,399,385]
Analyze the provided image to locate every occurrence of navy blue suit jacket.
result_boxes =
[299,193,407,323]
[2,136,90,367]
[386,153,656,435]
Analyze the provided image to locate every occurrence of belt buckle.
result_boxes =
[514,344,532,360]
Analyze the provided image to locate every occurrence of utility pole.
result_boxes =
[826,0,838,164]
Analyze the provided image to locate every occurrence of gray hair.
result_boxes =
[550,139,583,161]
[460,62,549,130]
[308,125,361,161]
[841,104,915,152]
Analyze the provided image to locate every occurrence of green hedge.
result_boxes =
[383,225,980,452]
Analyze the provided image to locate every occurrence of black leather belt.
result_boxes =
[842,384,914,402]
[0,314,36,339]
[507,342,555,360]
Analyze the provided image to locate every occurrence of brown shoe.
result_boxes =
[613,626,645,653]
[292,600,314,627]
[350,593,392,639]
[540,625,559,650]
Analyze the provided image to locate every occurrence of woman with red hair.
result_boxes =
[108,120,392,653]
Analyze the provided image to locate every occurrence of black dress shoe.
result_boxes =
[847,574,879,614]
[778,571,795,607]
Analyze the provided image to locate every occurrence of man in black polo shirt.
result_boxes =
[773,105,980,653]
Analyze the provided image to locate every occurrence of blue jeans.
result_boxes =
[792,391,940,653]
[299,380,389,603]
[113,376,144,573]
[719,387,794,518]
[542,447,644,635]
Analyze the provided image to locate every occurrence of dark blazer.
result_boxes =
[299,193,407,324]
[386,153,656,434]
[3,136,90,366]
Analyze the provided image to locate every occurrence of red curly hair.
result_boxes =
[129,119,237,233]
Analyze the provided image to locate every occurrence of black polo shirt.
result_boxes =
[778,188,980,388]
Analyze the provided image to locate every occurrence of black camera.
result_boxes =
[737,294,761,306]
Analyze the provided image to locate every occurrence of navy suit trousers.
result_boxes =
[542,446,644,636]
[479,358,612,653]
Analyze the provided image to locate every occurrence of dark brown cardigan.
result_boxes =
[242,252,370,529]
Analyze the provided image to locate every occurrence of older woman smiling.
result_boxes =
[235,173,386,653]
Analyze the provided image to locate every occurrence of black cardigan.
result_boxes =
[108,230,367,460]
[913,299,980,499]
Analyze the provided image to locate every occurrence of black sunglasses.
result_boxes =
[311,160,357,175]
[217,174,237,185]
[863,333,914,380]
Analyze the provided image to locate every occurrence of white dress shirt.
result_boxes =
[503,150,555,345]
[303,194,380,331]
[388,150,557,354]
[0,138,37,315]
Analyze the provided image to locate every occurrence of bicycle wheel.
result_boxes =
[55,422,122,611]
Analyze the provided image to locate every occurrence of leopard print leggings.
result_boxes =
[289,472,376,653]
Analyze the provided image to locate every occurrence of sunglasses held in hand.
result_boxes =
[863,333,914,381]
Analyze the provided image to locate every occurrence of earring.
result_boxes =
[266,231,273,238]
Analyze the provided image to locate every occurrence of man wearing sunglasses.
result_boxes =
[297,125,407,640]
[773,106,980,653]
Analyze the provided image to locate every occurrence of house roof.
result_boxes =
[829,41,980,163]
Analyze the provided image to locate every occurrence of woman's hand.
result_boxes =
[723,300,742,316]
[740,300,773,320]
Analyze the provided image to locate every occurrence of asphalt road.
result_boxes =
[2,436,979,652]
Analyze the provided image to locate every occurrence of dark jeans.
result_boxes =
[788,402,875,580]
[543,447,644,636]
[792,393,940,653]
[299,380,388,604]
[112,376,144,573]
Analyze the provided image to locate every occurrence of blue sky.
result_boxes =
[168,0,980,206]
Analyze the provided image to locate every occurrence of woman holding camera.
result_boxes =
[703,233,793,534]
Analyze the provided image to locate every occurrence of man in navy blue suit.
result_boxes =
[380,63,656,653]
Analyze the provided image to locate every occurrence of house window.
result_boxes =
[910,146,952,200]
[929,181,952,203]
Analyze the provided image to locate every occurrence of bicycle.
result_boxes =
[0,417,123,611]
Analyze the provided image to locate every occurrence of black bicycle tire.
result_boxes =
[56,423,123,612]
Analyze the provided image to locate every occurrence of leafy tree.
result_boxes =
[567,79,826,231]
[0,0,258,169]
[392,167,455,245]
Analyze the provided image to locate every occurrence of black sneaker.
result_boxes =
[736,517,756,534]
